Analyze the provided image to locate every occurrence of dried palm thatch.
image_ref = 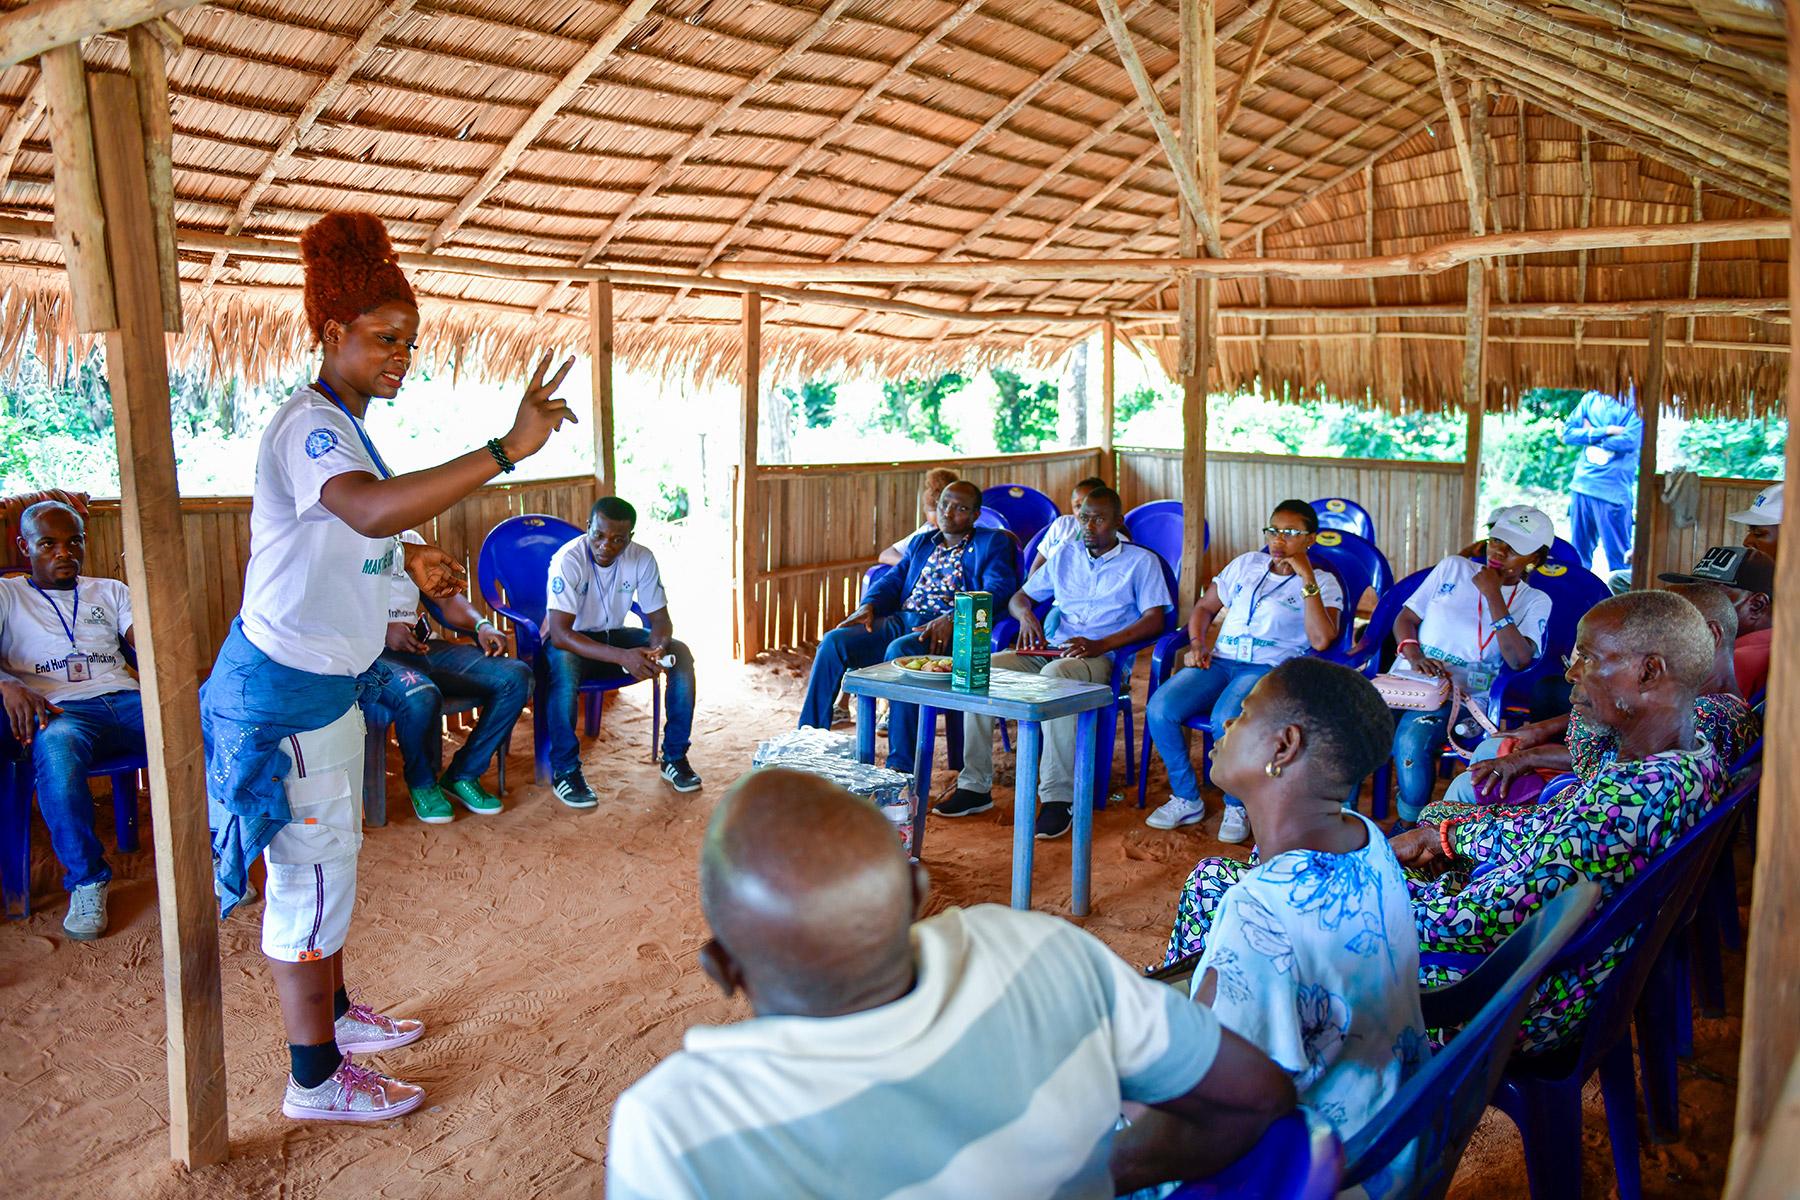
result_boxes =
[0,0,1787,413]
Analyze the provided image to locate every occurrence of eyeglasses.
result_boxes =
[1262,527,1312,538]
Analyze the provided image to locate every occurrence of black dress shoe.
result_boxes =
[1034,802,1073,840]
[934,788,993,817]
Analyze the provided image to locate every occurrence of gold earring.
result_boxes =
[1265,761,1282,778]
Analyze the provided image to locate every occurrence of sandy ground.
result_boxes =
[0,655,1745,1199]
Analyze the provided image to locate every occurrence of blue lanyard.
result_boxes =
[27,579,79,647]
[313,379,393,479]
[1243,563,1296,627]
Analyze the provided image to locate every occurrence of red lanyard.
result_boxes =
[1475,583,1520,654]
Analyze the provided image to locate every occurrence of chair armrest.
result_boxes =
[1322,627,1384,674]
[1148,629,1190,695]
[1417,950,1495,1028]
[494,605,542,659]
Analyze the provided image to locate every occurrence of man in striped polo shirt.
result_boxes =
[607,769,1294,1199]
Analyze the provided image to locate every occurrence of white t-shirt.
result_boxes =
[608,905,1223,1200]
[545,537,667,632]
[1390,555,1553,696]
[885,521,932,561]
[1211,550,1345,666]
[239,384,400,677]
[0,574,137,703]
[386,530,428,627]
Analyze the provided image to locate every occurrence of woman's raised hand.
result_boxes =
[502,353,578,461]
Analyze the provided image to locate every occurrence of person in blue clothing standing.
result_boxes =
[1561,388,1644,573]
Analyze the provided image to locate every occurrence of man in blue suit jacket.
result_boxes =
[1561,389,1644,573]
[799,480,1019,769]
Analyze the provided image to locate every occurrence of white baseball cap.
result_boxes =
[1487,504,1555,555]
[1727,482,1782,526]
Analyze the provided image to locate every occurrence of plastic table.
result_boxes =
[840,663,1114,914]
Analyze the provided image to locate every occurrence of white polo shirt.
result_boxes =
[1211,550,1346,666]
[239,384,399,677]
[0,574,136,703]
[545,537,667,633]
[1391,554,1553,694]
[387,530,428,626]
[1024,539,1171,643]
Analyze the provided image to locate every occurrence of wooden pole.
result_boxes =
[1630,316,1665,589]
[38,42,113,331]
[0,0,205,71]
[588,279,615,496]
[1725,15,1800,1192]
[735,290,763,662]
[1457,79,1491,543]
[1101,319,1116,479]
[1175,0,1215,608]
[126,24,180,332]
[85,64,227,1168]
[1218,0,1280,135]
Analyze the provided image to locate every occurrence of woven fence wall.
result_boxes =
[84,474,598,668]
[740,447,1107,655]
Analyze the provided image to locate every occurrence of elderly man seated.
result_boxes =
[798,480,1017,745]
[1660,544,1774,698]
[0,501,144,939]
[936,486,1170,840]
[607,768,1295,1199]
[1390,590,1728,1052]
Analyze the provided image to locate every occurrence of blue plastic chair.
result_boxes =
[1123,500,1208,580]
[477,514,661,785]
[1340,883,1601,1200]
[979,484,1057,545]
[1438,766,1758,1200]
[1136,536,1391,806]
[2,750,145,919]
[973,507,1011,532]
[1310,497,1376,543]
[1166,1106,1341,1199]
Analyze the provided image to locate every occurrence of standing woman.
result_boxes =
[1385,505,1555,828]
[203,212,575,1122]
[1143,500,1342,842]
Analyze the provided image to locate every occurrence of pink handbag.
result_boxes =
[1373,672,1499,759]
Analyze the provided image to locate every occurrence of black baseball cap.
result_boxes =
[1659,545,1777,598]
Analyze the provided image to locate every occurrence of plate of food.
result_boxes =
[892,655,954,681]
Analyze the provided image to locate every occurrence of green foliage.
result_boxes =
[989,367,1059,453]
[649,479,691,522]
[1320,405,1462,462]
[779,377,838,429]
[1116,383,1162,424]
[1677,416,1786,480]
[873,372,964,450]
[1479,387,1584,492]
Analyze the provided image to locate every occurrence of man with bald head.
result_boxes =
[608,769,1296,1199]
[0,501,144,939]
[1394,590,1731,1052]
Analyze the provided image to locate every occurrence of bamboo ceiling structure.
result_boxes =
[0,0,1788,414]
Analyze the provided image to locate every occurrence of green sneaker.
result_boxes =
[444,777,502,816]
[408,784,454,825]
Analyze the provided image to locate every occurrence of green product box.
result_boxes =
[952,591,993,693]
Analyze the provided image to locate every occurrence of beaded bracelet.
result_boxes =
[486,438,516,474]
[1437,817,1463,859]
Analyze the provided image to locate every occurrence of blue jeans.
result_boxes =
[798,612,928,731]
[1570,491,1632,574]
[1440,735,1505,807]
[544,629,695,777]
[363,643,533,788]
[1392,703,1453,821]
[0,690,144,891]
[1144,659,1271,807]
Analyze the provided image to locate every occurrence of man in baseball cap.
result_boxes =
[1660,545,1775,696]
[1726,482,1781,561]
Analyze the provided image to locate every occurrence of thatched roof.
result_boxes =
[0,0,1787,411]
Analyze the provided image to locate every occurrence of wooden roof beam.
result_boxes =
[0,75,44,190]
[424,0,657,254]
[1225,44,1414,184]
[1218,0,1282,135]
[1552,0,1785,92]
[1097,0,1223,255]
[0,0,203,69]
[1431,42,1485,235]
[201,0,420,288]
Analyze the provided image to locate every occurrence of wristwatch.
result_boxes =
[1490,614,1517,633]
[1300,582,1322,598]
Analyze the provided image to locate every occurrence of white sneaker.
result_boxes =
[63,880,108,940]
[1146,796,1206,830]
[1217,806,1252,844]
[282,1056,424,1123]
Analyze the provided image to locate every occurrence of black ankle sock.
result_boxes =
[332,987,351,1021]
[290,1040,341,1089]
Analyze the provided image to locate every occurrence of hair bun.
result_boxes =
[300,211,417,342]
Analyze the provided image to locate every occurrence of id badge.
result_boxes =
[1465,665,1495,696]
[65,652,91,683]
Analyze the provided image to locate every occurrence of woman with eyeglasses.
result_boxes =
[1384,505,1556,829]
[1145,501,1342,842]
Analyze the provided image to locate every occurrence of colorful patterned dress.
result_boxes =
[1413,743,1726,1052]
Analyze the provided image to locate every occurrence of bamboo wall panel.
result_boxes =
[1644,475,1769,582]
[1116,448,1468,581]
[742,447,1107,655]
[83,474,598,670]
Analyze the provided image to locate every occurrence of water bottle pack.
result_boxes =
[751,727,858,767]
[751,748,915,850]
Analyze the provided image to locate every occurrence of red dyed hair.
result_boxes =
[299,212,417,342]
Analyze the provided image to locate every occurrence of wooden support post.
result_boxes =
[85,65,228,1168]
[735,290,763,661]
[1456,78,1492,542]
[1176,0,1216,608]
[39,42,113,331]
[1725,18,1800,1193]
[126,24,180,332]
[1630,315,1665,589]
[588,279,615,496]
[1101,320,1116,479]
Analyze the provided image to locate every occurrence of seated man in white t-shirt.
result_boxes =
[542,496,699,808]
[607,768,1295,1200]
[0,501,142,940]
